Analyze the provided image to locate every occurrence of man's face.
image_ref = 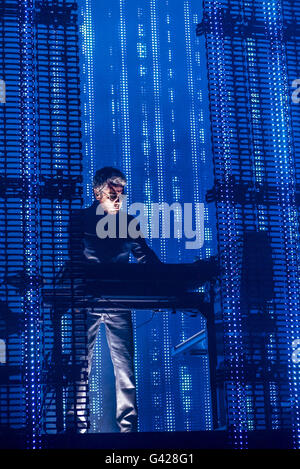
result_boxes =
[94,183,124,214]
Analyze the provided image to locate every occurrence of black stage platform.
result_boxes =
[0,430,294,449]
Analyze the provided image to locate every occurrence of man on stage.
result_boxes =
[65,166,161,433]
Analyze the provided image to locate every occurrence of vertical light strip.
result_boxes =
[118,0,139,426]
[183,1,201,209]
[183,0,212,431]
[262,0,300,448]
[50,26,69,425]
[51,32,64,273]
[205,0,248,447]
[243,11,267,428]
[80,0,96,204]
[179,366,192,431]
[119,0,132,200]
[19,0,41,449]
[90,334,104,432]
[149,0,174,431]
[79,0,98,430]
[243,3,281,428]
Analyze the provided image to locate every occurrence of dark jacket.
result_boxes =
[68,200,161,266]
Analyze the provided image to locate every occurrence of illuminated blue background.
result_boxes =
[78,0,300,447]
[1,0,299,449]
[78,0,217,432]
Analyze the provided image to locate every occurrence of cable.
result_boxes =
[136,310,159,328]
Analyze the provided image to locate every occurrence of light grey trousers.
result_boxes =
[66,309,138,433]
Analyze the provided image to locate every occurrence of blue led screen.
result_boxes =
[201,0,300,448]
[78,0,217,433]
[0,0,299,450]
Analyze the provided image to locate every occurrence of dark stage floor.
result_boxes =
[0,429,294,450]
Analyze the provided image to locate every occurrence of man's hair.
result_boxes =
[93,167,127,192]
